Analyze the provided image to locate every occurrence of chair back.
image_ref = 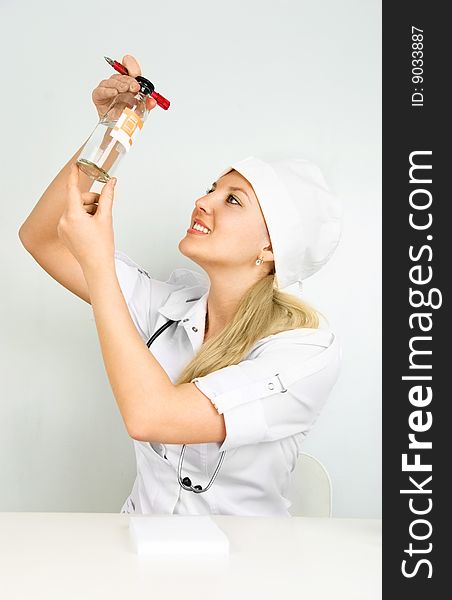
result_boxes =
[287,452,332,517]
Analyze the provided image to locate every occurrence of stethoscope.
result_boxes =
[146,318,226,494]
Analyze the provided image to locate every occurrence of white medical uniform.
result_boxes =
[114,250,341,517]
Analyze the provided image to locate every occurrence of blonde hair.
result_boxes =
[175,269,324,385]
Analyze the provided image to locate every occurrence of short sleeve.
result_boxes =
[191,331,341,452]
[114,250,152,342]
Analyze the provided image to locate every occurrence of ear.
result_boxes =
[261,243,274,264]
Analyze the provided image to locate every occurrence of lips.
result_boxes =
[192,218,211,231]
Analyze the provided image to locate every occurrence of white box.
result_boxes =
[129,515,230,556]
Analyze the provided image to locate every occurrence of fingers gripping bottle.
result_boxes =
[77,76,154,183]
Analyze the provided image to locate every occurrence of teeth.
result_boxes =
[193,222,210,233]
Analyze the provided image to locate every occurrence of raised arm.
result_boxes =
[18,55,145,303]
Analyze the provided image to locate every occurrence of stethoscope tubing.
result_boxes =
[146,318,226,494]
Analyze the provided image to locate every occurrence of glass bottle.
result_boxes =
[76,76,154,183]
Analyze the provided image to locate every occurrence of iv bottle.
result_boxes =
[77,76,154,183]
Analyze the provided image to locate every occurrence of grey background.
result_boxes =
[1,0,381,517]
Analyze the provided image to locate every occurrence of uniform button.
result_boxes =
[268,382,275,390]
[192,326,198,332]
[182,318,189,322]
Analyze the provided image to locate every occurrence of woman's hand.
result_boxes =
[57,164,117,271]
[92,54,157,118]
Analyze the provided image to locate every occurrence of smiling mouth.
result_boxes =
[189,221,211,234]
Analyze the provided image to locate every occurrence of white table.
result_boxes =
[0,513,381,600]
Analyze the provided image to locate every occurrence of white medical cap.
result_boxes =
[215,156,343,294]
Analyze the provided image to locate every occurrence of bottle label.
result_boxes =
[111,107,143,152]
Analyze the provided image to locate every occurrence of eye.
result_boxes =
[205,187,241,206]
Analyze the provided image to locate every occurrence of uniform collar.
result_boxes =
[157,284,210,322]
[157,280,210,353]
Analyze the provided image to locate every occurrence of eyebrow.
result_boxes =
[211,181,251,204]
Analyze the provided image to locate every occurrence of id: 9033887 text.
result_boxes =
[411,26,424,107]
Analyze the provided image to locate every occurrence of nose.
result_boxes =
[194,193,212,213]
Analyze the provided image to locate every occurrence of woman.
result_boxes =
[19,55,343,517]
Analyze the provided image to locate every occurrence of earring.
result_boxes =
[255,256,264,266]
